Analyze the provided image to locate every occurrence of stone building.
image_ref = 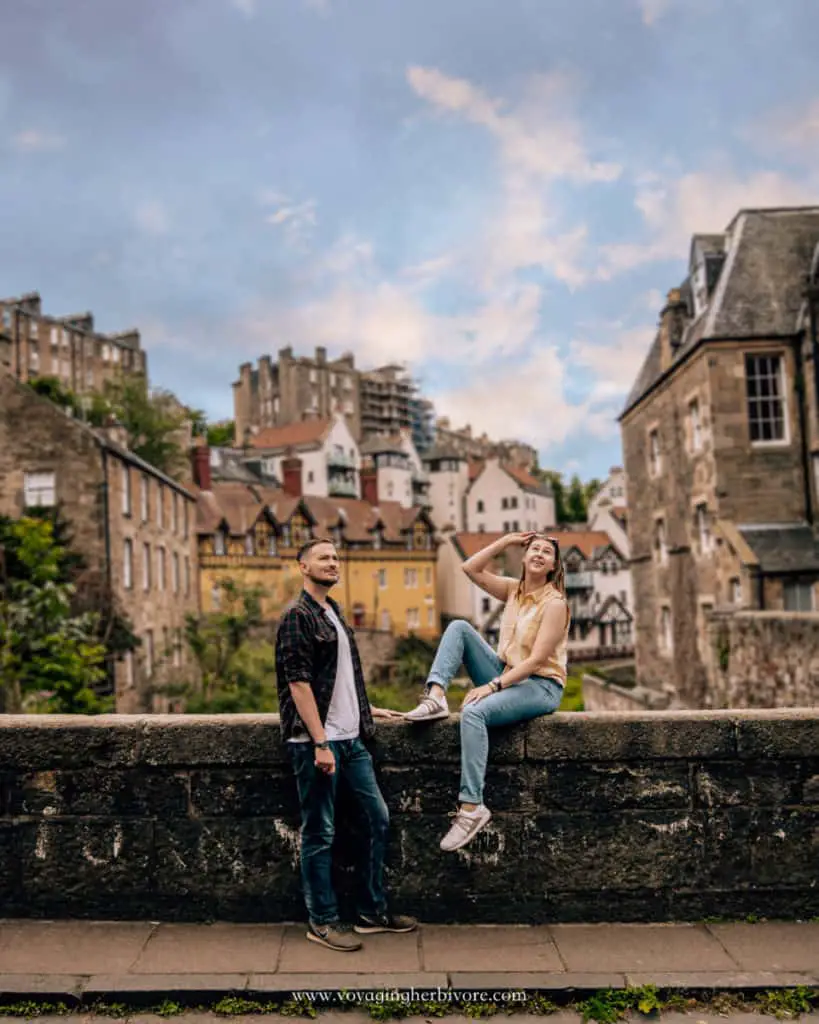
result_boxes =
[620,206,819,707]
[0,292,146,396]
[432,418,538,469]
[0,375,199,712]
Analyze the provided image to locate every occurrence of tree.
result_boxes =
[156,578,278,713]
[0,517,110,714]
[566,475,588,522]
[206,421,236,448]
[28,376,81,416]
[536,469,568,523]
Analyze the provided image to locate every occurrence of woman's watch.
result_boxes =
[491,678,503,692]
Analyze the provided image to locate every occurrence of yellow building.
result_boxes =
[194,461,439,638]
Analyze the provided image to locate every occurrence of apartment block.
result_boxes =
[0,291,147,396]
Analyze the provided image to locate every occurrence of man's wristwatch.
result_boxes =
[314,740,330,750]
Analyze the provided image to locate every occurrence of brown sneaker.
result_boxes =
[354,912,418,934]
[306,921,363,951]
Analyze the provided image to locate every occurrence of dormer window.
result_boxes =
[214,529,226,556]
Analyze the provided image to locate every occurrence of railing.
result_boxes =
[327,450,356,469]
[328,478,358,498]
[565,571,594,590]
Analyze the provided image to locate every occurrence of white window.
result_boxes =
[145,630,154,676]
[746,354,788,444]
[783,581,814,611]
[85,369,94,388]
[29,348,39,372]
[112,346,121,363]
[1,308,11,329]
[407,607,420,630]
[140,475,149,522]
[245,534,254,556]
[61,359,70,379]
[378,568,387,589]
[143,543,151,591]
[157,547,166,591]
[730,577,742,605]
[183,502,189,539]
[123,539,133,589]
[404,568,418,588]
[309,369,317,383]
[172,493,178,534]
[29,319,38,338]
[689,399,702,452]
[23,471,55,507]
[102,343,110,362]
[660,606,672,653]
[172,552,180,593]
[50,326,60,347]
[649,429,661,476]
[156,484,164,528]
[344,399,354,414]
[380,609,390,630]
[695,503,711,553]
[655,518,667,565]
[185,556,191,595]
[122,464,131,516]
[427,607,435,627]
[124,651,134,688]
[330,373,337,387]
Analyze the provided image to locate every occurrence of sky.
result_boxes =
[2,0,819,481]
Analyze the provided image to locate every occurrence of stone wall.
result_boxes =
[582,675,669,712]
[706,610,819,707]
[1,711,817,923]
[354,628,398,683]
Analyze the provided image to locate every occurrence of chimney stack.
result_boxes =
[361,467,378,506]
[282,456,303,498]
[191,443,212,491]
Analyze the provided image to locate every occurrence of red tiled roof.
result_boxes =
[502,463,542,492]
[250,418,332,451]
[551,528,620,559]
[467,459,484,482]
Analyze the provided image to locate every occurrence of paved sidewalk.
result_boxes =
[0,920,817,1003]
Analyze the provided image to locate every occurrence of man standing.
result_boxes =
[275,537,417,951]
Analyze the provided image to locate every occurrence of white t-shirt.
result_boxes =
[288,603,360,744]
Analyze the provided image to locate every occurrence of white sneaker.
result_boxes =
[440,805,492,852]
[404,693,449,722]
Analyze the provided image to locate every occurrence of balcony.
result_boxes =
[565,571,594,590]
[327,450,356,469]
[328,478,358,498]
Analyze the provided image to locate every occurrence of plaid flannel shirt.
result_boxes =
[274,589,375,742]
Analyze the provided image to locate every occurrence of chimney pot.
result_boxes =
[192,444,212,490]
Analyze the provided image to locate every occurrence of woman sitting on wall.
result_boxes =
[404,531,570,852]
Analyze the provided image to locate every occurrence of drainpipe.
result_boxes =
[100,444,115,694]
[793,336,813,524]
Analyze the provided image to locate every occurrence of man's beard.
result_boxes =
[307,571,337,590]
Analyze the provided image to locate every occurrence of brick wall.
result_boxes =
[1,711,816,923]
[706,610,819,707]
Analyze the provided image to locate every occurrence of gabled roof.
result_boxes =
[737,523,819,574]
[552,529,622,560]
[421,445,465,463]
[359,434,404,456]
[622,207,819,419]
[467,458,552,497]
[250,418,332,451]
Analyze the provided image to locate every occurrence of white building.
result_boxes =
[360,430,430,509]
[422,446,470,532]
[587,466,629,557]
[247,414,360,499]
[466,458,555,534]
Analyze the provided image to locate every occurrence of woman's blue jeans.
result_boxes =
[427,619,563,804]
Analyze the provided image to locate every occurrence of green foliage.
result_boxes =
[28,375,82,416]
[532,468,600,524]
[157,578,278,712]
[0,517,110,714]
[279,997,319,1018]
[566,474,588,522]
[560,673,585,711]
[756,987,817,1019]
[153,999,186,1017]
[206,420,237,447]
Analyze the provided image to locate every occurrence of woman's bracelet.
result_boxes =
[490,678,503,692]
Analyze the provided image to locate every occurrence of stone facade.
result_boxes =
[621,208,819,707]
[0,376,199,712]
[1,710,817,922]
[0,292,146,396]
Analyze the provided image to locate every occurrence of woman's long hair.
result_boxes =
[517,534,566,597]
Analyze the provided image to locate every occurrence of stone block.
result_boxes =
[671,887,819,922]
[0,975,85,1000]
[448,971,628,992]
[521,811,705,892]
[19,820,154,914]
[694,761,804,808]
[7,769,190,819]
[0,718,141,770]
[140,717,286,767]
[748,807,818,887]
[804,772,819,804]
[736,712,819,759]
[534,761,691,811]
[526,713,736,762]
[189,770,299,818]
[0,820,22,906]
[543,889,672,924]
[372,718,525,765]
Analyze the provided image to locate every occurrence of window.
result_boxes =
[185,556,191,595]
[427,607,435,627]
[746,354,787,444]
[172,493,179,534]
[648,429,661,476]
[29,319,38,339]
[501,498,508,510]
[407,608,420,630]
[1,308,10,329]
[477,500,485,513]
[156,484,164,528]
[307,471,315,484]
[214,530,226,555]
[140,475,149,522]
[503,521,509,532]
[123,539,133,589]
[124,651,134,688]
[783,581,814,611]
[309,369,317,383]
[29,348,39,372]
[173,552,180,593]
[50,326,60,347]
[655,518,667,565]
[122,464,131,516]
[145,630,154,677]
[425,567,432,586]
[330,373,336,387]
[660,606,672,653]
[510,496,518,509]
[688,399,702,452]
[211,584,221,610]
[404,568,418,588]
[512,520,519,531]
[157,547,166,591]
[143,543,151,591]
[183,502,189,539]
[173,629,182,668]
[102,343,110,362]
[378,568,387,589]
[245,534,255,556]
[23,471,55,507]
[730,577,742,605]
[695,503,711,553]
[481,597,491,613]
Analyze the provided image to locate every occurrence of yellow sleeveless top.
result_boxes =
[496,582,570,686]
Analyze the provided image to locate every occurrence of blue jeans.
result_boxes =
[288,737,390,926]
[427,619,563,804]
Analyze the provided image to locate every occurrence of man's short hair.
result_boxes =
[296,537,336,562]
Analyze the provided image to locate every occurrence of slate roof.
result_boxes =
[421,445,465,463]
[359,434,405,456]
[738,524,819,574]
[622,207,819,418]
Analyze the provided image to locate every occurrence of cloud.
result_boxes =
[596,166,819,278]
[569,324,656,403]
[12,129,66,153]
[262,193,317,251]
[639,0,671,27]
[230,0,329,14]
[750,98,819,157]
[134,200,170,236]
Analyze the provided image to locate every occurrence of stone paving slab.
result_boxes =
[82,975,249,998]
[422,925,562,973]
[277,926,422,973]
[448,972,629,992]
[131,924,284,975]
[247,972,450,993]
[548,923,738,973]
[625,971,819,989]
[707,922,819,972]
[0,922,156,975]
